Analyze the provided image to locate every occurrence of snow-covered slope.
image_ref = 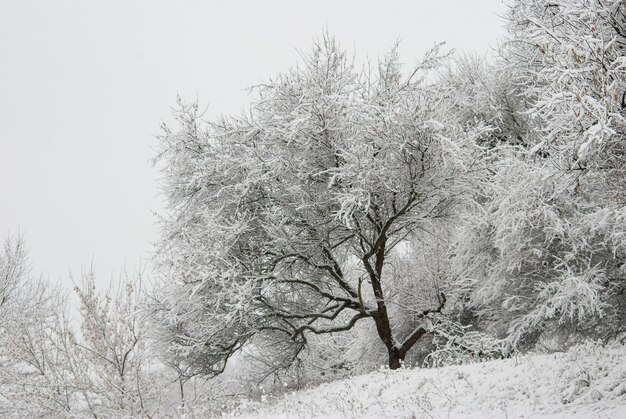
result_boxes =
[225,341,626,418]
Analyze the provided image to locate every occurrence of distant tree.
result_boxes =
[0,238,166,417]
[0,235,28,323]
[74,269,164,417]
[0,236,86,416]
[153,35,488,374]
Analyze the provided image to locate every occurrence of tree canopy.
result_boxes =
[153,36,490,374]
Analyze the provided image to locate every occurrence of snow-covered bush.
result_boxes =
[454,0,626,351]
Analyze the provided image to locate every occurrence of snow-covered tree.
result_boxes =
[0,237,88,416]
[0,238,167,417]
[153,35,489,374]
[74,269,165,417]
[454,0,626,350]
[0,236,27,318]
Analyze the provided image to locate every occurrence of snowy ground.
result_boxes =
[224,341,626,418]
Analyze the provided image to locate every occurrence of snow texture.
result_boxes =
[225,341,626,418]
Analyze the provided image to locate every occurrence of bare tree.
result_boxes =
[0,235,28,320]
[0,236,87,417]
[0,239,166,417]
[74,269,164,417]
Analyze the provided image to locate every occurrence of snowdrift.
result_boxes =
[225,341,626,418]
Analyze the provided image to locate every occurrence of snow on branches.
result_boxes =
[454,0,625,351]
[153,34,489,375]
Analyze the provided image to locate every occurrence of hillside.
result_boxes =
[225,342,626,419]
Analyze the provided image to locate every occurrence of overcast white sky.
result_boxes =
[0,0,505,293]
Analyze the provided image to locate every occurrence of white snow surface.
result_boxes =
[224,341,626,419]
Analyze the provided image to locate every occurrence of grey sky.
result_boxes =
[0,0,505,291]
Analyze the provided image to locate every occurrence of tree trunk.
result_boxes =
[387,326,430,369]
[388,348,404,370]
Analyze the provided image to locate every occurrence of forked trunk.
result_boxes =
[388,348,404,370]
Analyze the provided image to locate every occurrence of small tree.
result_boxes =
[74,269,164,417]
[0,236,87,417]
[0,238,166,417]
[154,35,487,373]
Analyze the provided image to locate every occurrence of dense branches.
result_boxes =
[2,1,624,415]
[0,242,164,417]
[454,0,626,350]
[153,36,487,374]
